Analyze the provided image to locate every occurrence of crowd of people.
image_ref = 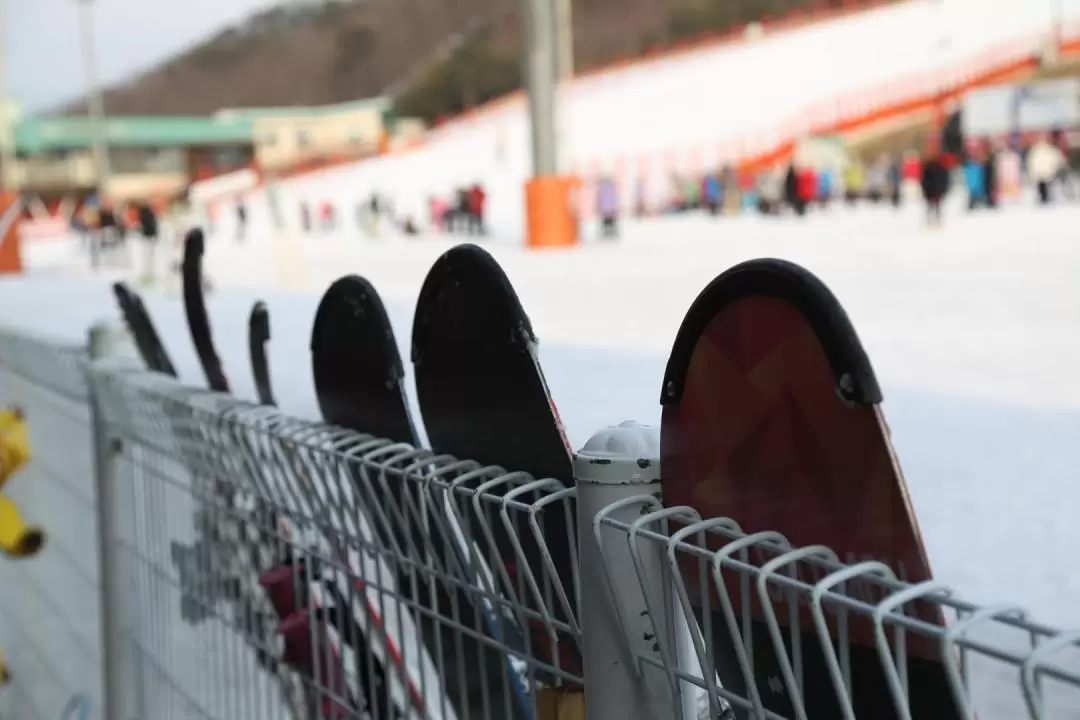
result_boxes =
[589,133,1075,236]
[199,133,1074,243]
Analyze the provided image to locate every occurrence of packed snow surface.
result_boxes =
[2,201,1079,717]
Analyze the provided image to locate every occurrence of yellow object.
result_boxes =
[0,495,44,558]
[0,406,43,558]
[0,647,9,685]
[0,407,29,490]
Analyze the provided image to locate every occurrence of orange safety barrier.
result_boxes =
[526,176,579,249]
[0,192,23,275]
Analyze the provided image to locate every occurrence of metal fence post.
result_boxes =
[87,322,127,720]
[574,421,682,720]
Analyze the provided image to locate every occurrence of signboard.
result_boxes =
[962,78,1080,137]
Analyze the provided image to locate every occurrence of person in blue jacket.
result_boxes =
[702,171,722,215]
[963,154,987,210]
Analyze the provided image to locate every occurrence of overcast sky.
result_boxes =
[3,0,286,113]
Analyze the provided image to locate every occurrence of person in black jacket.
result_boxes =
[983,148,998,209]
[783,163,801,215]
[921,153,951,226]
[138,203,158,241]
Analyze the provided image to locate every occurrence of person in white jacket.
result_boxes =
[1026,138,1066,205]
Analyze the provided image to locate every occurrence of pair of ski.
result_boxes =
[303,241,582,720]
[114,230,581,719]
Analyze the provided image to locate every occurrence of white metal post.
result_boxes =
[87,323,127,720]
[574,421,683,720]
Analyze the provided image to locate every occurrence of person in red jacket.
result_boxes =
[468,184,487,236]
[797,166,818,211]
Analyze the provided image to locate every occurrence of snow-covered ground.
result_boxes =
[2,200,1079,716]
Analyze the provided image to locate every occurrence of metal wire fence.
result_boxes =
[0,322,1078,720]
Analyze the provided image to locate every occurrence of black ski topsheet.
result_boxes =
[311,275,416,445]
[112,281,178,377]
[248,301,276,406]
[659,258,955,719]
[182,227,229,392]
[411,243,582,681]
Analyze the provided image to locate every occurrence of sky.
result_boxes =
[2,0,286,113]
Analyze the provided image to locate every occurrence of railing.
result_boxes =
[0,323,1078,720]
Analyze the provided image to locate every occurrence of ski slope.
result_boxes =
[195,0,1080,241]
[2,202,1079,716]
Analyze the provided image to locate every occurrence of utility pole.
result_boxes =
[0,0,14,190]
[521,0,557,177]
[77,0,111,269]
[553,0,574,81]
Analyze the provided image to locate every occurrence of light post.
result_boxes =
[521,0,558,178]
[76,0,110,268]
[0,0,14,190]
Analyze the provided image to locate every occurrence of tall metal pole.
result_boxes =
[553,0,574,81]
[78,0,110,268]
[0,0,14,190]
[522,0,557,177]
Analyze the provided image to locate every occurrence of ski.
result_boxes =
[659,258,959,719]
[248,301,276,406]
[411,243,581,699]
[179,227,358,718]
[182,228,229,392]
[112,282,177,376]
[310,274,461,720]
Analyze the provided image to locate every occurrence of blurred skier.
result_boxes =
[963,153,987,210]
[596,175,619,239]
[843,159,866,206]
[920,153,950,226]
[1026,136,1066,206]
[235,198,247,242]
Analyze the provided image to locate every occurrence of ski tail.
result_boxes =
[659,257,956,719]
[182,227,229,392]
[112,282,178,377]
[248,301,276,406]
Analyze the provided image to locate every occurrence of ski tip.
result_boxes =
[182,227,205,264]
[249,301,271,342]
[412,242,534,362]
[660,257,882,408]
[310,273,404,377]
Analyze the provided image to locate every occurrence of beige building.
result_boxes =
[217,97,394,173]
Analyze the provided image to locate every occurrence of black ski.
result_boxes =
[411,243,582,687]
[311,273,535,719]
[311,275,417,445]
[182,227,229,392]
[248,301,276,406]
[310,274,455,720]
[112,282,177,376]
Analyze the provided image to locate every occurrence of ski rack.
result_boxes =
[84,359,1080,720]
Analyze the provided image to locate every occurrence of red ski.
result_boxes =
[660,258,959,719]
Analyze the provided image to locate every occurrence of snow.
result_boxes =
[3,201,1080,715]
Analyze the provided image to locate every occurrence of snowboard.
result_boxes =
[248,301,276,406]
[411,243,582,690]
[112,282,177,376]
[659,258,958,719]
